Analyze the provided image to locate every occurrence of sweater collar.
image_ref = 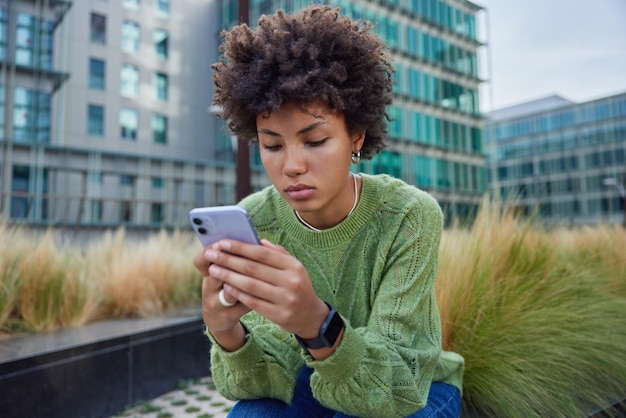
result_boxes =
[276,173,380,248]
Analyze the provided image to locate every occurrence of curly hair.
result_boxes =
[211,5,394,159]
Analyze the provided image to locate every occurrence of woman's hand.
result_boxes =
[202,239,330,340]
[193,244,251,351]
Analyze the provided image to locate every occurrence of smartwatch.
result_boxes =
[295,302,344,350]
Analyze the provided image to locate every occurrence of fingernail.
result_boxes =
[209,265,220,276]
[223,283,233,291]
[220,241,232,250]
[205,250,217,261]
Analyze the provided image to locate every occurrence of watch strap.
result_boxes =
[295,302,344,350]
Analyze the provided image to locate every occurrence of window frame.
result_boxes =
[153,28,168,59]
[87,104,105,136]
[122,20,140,53]
[151,113,168,144]
[90,13,106,44]
[89,58,106,89]
[153,72,168,101]
[120,63,140,97]
[119,107,139,140]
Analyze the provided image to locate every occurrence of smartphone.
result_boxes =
[189,205,261,247]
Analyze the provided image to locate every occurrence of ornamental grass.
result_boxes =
[437,199,626,417]
[14,232,98,332]
[84,229,201,319]
[0,221,26,331]
[0,200,625,416]
[0,224,202,337]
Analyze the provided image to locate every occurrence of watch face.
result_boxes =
[295,303,344,350]
[324,310,344,346]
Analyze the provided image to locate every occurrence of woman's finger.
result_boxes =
[204,244,290,288]
[213,240,293,270]
[208,258,278,302]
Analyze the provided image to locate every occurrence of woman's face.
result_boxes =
[256,100,364,229]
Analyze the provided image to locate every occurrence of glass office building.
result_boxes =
[485,92,626,226]
[217,0,487,224]
[1,0,486,231]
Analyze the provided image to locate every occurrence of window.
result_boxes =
[10,166,48,220]
[150,202,164,223]
[90,13,106,44]
[613,98,626,118]
[89,172,103,184]
[15,12,53,69]
[415,155,433,187]
[123,0,141,10]
[120,108,138,140]
[121,64,139,97]
[13,86,50,143]
[152,177,164,188]
[152,114,167,144]
[120,175,135,186]
[11,165,30,219]
[0,8,7,60]
[88,104,104,136]
[122,20,140,52]
[153,72,168,101]
[15,13,34,66]
[153,29,168,59]
[121,201,132,223]
[91,200,102,223]
[89,58,105,89]
[0,84,5,140]
[155,0,170,17]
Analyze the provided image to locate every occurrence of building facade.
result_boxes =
[1,0,228,230]
[1,0,486,231]
[218,0,487,224]
[485,92,626,227]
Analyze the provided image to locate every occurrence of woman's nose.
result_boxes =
[283,147,307,177]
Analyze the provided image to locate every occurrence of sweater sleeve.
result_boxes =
[206,190,308,403]
[206,314,305,403]
[304,193,445,417]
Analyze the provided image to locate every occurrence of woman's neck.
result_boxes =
[295,173,359,231]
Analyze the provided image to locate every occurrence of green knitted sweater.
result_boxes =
[206,173,464,417]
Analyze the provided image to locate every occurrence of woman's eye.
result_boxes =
[263,144,282,151]
[307,139,327,147]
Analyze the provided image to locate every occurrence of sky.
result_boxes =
[473,0,626,112]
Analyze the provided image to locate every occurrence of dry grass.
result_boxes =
[0,223,202,335]
[0,221,27,331]
[14,232,100,332]
[1,200,625,416]
[85,229,201,319]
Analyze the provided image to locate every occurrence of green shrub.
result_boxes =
[438,200,626,417]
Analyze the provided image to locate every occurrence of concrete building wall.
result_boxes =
[60,0,217,159]
[1,0,233,229]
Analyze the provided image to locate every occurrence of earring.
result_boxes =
[351,150,361,164]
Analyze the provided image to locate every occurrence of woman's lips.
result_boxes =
[285,185,315,200]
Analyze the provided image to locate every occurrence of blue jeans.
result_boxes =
[227,366,461,417]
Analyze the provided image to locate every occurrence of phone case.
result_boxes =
[189,205,260,247]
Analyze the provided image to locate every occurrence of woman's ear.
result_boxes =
[352,130,366,151]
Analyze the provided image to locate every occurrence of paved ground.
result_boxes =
[112,376,236,418]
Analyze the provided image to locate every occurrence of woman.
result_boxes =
[194,5,464,417]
